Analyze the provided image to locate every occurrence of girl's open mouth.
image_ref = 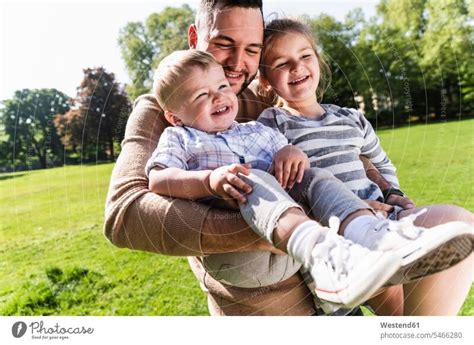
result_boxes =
[289,75,309,85]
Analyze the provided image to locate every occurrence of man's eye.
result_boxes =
[246,49,259,56]
[216,43,233,49]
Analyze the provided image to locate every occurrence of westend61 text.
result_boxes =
[380,321,420,329]
[29,321,94,335]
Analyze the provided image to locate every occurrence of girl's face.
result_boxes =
[262,32,320,105]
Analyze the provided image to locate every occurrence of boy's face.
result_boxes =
[167,64,239,133]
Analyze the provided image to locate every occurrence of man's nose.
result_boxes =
[227,47,245,71]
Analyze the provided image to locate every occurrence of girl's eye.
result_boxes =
[219,84,228,90]
[302,54,312,59]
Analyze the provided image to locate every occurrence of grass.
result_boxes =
[0,119,472,315]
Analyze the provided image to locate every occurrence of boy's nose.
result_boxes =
[212,91,224,103]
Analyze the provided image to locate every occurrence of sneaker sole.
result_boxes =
[387,233,473,285]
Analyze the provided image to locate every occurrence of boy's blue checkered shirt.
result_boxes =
[145,121,288,175]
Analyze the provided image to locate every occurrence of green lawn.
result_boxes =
[0,119,473,315]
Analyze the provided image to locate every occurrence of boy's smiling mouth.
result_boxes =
[211,105,231,116]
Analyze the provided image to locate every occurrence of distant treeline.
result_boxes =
[1,0,472,172]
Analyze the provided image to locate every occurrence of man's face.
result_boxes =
[195,6,263,94]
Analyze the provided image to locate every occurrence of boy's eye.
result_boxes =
[302,54,312,59]
[275,62,287,69]
[195,92,208,100]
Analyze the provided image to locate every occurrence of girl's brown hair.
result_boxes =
[258,18,331,105]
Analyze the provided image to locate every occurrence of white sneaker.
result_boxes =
[357,209,474,285]
[288,217,401,309]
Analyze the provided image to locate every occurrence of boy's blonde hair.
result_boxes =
[153,50,219,110]
[259,18,331,105]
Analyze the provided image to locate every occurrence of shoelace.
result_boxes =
[375,208,428,240]
[311,216,351,278]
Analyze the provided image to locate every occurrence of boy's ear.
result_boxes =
[164,110,184,127]
[188,24,198,49]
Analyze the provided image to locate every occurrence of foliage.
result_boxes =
[54,67,131,162]
[0,89,70,171]
[118,5,195,100]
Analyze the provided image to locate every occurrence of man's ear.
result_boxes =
[164,110,184,127]
[188,24,198,49]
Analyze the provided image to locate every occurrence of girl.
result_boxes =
[257,18,474,315]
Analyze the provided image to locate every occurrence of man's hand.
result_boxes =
[364,200,394,218]
[386,194,415,210]
[208,164,252,207]
[365,195,416,218]
[270,145,309,189]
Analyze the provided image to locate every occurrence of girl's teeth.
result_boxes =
[291,76,307,84]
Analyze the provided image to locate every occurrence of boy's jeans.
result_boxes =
[202,168,369,288]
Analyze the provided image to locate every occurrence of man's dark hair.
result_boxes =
[196,0,263,34]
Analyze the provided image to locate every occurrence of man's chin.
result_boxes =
[230,84,243,95]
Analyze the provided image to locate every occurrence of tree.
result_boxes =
[118,5,195,100]
[0,89,70,170]
[54,67,131,162]
[361,0,474,121]
[308,11,367,111]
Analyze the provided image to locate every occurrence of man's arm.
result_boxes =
[360,156,415,209]
[104,94,270,256]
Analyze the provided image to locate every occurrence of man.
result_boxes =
[104,0,473,315]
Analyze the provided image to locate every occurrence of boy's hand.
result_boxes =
[208,164,252,206]
[270,145,309,189]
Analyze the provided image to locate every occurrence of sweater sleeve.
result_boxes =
[354,109,400,189]
[103,94,206,256]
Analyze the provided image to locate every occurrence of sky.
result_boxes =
[0,0,379,101]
